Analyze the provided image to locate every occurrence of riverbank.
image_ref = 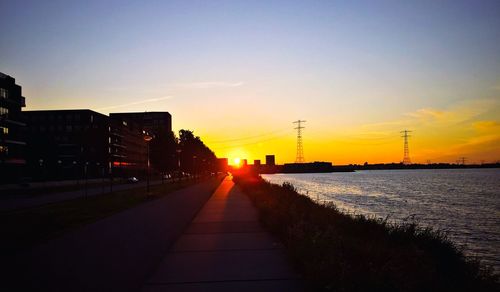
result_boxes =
[234,174,498,291]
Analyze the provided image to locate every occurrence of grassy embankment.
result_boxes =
[234,174,498,291]
[1,177,222,256]
[2,179,129,197]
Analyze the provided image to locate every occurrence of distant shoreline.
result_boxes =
[257,163,500,174]
[341,163,500,171]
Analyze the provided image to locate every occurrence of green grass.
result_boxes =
[0,178,219,256]
[2,179,128,197]
[234,174,499,291]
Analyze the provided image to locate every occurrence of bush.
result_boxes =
[234,174,498,291]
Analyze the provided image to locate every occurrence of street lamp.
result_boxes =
[192,155,197,180]
[84,161,89,198]
[144,132,153,193]
[39,159,44,182]
[176,149,182,182]
[97,162,104,193]
[57,160,62,181]
[73,160,78,185]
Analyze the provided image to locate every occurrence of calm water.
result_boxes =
[262,169,500,272]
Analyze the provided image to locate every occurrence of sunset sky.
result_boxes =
[1,0,499,165]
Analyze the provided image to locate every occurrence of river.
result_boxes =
[262,168,500,272]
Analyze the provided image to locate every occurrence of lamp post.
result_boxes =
[57,160,62,181]
[84,161,89,198]
[144,132,153,193]
[192,155,197,180]
[109,161,113,193]
[97,162,104,194]
[176,149,182,182]
[73,160,78,186]
[38,159,44,183]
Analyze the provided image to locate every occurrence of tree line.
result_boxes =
[150,129,217,176]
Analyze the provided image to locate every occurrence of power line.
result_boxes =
[206,128,290,144]
[457,157,467,165]
[400,130,412,165]
[293,120,306,163]
[210,132,290,150]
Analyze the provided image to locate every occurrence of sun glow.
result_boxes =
[232,157,241,166]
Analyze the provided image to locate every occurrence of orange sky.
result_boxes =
[3,1,500,165]
[200,98,500,165]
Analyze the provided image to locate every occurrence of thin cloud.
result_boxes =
[97,95,173,111]
[362,98,498,130]
[176,81,244,89]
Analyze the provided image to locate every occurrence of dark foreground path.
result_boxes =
[142,176,303,291]
[4,179,220,292]
[0,179,164,211]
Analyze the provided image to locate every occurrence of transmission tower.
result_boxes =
[400,130,412,165]
[293,120,306,163]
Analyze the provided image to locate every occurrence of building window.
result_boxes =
[0,88,8,99]
[0,107,8,117]
[0,145,8,155]
[0,126,8,135]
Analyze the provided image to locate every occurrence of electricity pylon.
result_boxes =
[401,130,412,165]
[293,120,306,163]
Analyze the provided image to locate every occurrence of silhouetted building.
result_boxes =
[23,110,148,180]
[217,158,228,172]
[110,112,172,136]
[283,161,334,173]
[254,160,261,166]
[0,72,27,183]
[109,117,148,177]
[241,159,248,167]
[265,155,275,166]
[23,110,111,180]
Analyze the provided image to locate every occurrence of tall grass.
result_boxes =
[234,175,498,291]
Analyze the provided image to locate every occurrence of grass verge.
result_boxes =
[1,179,129,197]
[1,178,218,256]
[234,174,498,291]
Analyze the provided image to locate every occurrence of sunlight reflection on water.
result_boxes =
[262,169,500,273]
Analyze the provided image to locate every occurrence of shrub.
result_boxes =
[234,174,498,291]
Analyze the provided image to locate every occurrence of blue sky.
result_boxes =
[1,0,499,163]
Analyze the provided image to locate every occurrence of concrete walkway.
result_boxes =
[4,179,220,292]
[142,176,303,291]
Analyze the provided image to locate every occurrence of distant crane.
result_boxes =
[293,120,306,163]
[401,130,412,165]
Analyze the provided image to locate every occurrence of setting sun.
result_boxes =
[232,158,241,166]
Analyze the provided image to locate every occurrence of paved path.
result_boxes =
[142,176,303,291]
[0,179,165,211]
[4,179,220,292]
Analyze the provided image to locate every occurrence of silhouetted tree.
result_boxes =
[178,129,216,175]
[150,131,178,174]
